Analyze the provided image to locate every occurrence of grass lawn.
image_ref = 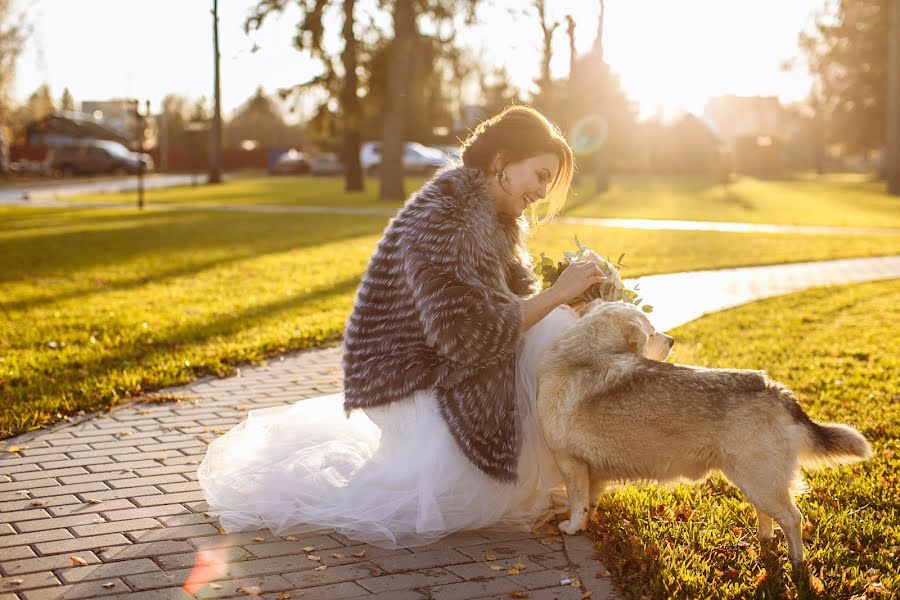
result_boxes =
[61,173,900,229]
[589,279,899,599]
[564,173,900,229]
[1,204,897,438]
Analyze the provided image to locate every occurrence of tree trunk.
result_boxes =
[887,0,900,194]
[379,0,416,202]
[209,0,223,184]
[340,0,364,192]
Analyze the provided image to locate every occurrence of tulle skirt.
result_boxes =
[198,306,578,548]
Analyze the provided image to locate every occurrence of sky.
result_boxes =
[13,0,824,123]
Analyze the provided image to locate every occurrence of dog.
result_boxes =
[536,300,872,563]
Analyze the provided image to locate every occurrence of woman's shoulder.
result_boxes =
[394,166,494,235]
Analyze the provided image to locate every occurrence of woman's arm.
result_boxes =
[521,286,566,332]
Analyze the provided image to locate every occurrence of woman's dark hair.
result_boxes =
[460,105,575,223]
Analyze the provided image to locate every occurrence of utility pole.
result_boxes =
[209,0,223,184]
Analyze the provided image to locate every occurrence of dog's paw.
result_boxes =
[559,519,583,535]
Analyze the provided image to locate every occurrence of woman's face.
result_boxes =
[490,152,561,217]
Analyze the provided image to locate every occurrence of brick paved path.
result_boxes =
[1,256,898,599]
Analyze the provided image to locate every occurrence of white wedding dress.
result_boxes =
[198,306,578,549]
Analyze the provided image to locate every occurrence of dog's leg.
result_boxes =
[755,506,774,542]
[768,496,804,564]
[589,469,607,508]
[556,455,590,535]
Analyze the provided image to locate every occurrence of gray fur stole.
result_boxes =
[342,166,539,482]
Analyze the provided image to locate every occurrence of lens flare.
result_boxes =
[568,115,608,155]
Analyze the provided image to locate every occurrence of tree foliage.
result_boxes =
[800,0,889,154]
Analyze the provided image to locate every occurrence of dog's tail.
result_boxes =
[775,386,873,467]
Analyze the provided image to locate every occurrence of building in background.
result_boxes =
[703,95,785,176]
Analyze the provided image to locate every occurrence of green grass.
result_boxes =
[62,175,420,208]
[0,203,898,438]
[562,173,900,229]
[63,173,900,229]
[588,279,899,599]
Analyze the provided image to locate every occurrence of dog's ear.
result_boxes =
[622,322,649,355]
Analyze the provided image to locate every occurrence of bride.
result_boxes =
[198,106,608,549]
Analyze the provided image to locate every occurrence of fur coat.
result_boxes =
[342,166,540,482]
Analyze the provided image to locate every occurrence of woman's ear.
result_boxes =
[621,322,649,355]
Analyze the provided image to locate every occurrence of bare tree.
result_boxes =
[533,0,559,110]
[247,0,365,191]
[0,0,28,175]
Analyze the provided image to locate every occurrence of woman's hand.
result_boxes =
[550,261,608,305]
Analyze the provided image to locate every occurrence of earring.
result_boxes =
[497,170,512,194]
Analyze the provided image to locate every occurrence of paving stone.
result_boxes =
[106,474,185,489]
[241,534,345,558]
[100,504,188,522]
[131,491,204,507]
[505,568,573,590]
[33,533,129,556]
[0,529,73,549]
[29,482,108,498]
[0,545,37,562]
[357,567,462,593]
[57,558,160,584]
[0,508,49,524]
[282,562,377,589]
[155,546,254,570]
[15,512,102,533]
[126,523,219,543]
[156,512,216,527]
[426,576,525,600]
[0,523,14,535]
[71,517,162,537]
[0,569,59,591]
[48,498,134,517]
[20,578,128,600]
[77,486,162,502]
[369,548,471,572]
[0,551,99,576]
[0,495,79,513]
[97,540,193,561]
[445,557,546,581]
[529,551,570,570]
[455,539,561,560]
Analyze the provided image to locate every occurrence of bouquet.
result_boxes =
[534,236,653,313]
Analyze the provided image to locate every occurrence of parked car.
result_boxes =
[48,139,153,177]
[269,149,310,175]
[359,141,449,176]
[309,152,345,176]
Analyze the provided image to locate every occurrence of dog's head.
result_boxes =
[577,300,674,361]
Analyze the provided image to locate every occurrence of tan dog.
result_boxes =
[536,300,872,563]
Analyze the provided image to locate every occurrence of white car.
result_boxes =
[360,141,450,175]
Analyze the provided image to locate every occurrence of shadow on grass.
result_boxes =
[0,209,386,312]
[2,270,363,437]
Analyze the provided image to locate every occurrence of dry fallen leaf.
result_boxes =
[596,566,611,577]
[351,550,366,557]
[210,583,223,590]
[237,586,262,596]
[331,553,345,559]
[306,555,321,561]
[69,556,89,567]
[8,579,24,585]
[252,537,266,543]
[3,446,24,453]
[485,553,497,561]
[581,592,594,599]
[369,568,384,577]
[28,500,47,507]
[508,593,530,599]
[275,592,292,600]
[490,565,504,571]
[570,578,582,588]
[513,563,527,570]
[507,569,520,576]
[101,582,116,588]
[85,499,102,505]
[302,546,316,553]
[810,574,825,595]
[284,536,298,541]
[314,565,327,572]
